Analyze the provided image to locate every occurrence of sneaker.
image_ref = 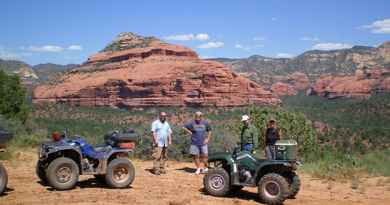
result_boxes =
[202,168,208,174]
[195,168,202,175]
[160,169,167,174]
[153,169,161,175]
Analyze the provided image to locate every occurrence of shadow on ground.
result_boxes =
[176,167,197,173]
[199,187,264,203]
[45,178,133,191]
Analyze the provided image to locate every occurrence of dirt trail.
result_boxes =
[1,152,390,205]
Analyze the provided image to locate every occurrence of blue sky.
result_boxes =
[0,0,389,65]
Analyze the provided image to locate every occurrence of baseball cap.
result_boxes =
[241,115,250,122]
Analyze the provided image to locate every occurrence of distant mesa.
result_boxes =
[214,41,390,99]
[33,32,280,107]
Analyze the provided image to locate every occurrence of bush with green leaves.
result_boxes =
[0,70,29,122]
[243,106,317,160]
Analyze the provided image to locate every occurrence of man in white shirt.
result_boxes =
[151,112,172,175]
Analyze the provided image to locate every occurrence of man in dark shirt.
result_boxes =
[183,111,212,175]
[265,119,281,160]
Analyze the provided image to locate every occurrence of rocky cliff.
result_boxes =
[214,42,390,98]
[33,32,280,107]
[308,68,390,99]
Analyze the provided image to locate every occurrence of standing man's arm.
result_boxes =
[151,122,158,146]
[204,122,212,144]
[277,128,282,140]
[168,125,173,145]
[183,122,193,136]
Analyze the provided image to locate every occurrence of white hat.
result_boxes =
[241,115,250,122]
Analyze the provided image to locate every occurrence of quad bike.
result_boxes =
[36,129,137,190]
[0,128,12,195]
[204,140,301,205]
[0,149,8,195]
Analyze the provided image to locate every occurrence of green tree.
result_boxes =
[246,106,317,160]
[0,70,29,122]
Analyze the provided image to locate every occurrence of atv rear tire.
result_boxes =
[258,173,289,205]
[286,172,300,198]
[36,161,47,184]
[46,157,79,190]
[203,168,230,197]
[0,162,8,194]
[105,158,135,188]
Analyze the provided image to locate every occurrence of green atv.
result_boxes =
[203,140,301,205]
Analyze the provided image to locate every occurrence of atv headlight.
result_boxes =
[277,146,286,151]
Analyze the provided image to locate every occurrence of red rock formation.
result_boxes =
[308,68,390,99]
[288,72,310,90]
[271,82,298,96]
[33,33,280,107]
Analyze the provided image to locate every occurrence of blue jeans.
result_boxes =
[242,143,254,152]
[265,145,276,160]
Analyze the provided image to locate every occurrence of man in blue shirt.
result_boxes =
[151,112,172,175]
[183,111,212,175]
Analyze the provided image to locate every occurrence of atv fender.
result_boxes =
[208,152,235,166]
[255,160,296,182]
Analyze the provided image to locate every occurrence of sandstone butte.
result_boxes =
[308,68,390,99]
[33,32,280,107]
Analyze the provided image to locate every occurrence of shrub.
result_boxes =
[0,70,29,122]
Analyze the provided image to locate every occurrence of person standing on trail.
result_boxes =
[183,111,212,175]
[264,119,281,160]
[151,112,172,175]
[240,115,259,153]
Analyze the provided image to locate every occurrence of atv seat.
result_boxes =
[74,138,108,159]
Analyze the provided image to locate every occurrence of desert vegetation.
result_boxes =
[1,71,389,180]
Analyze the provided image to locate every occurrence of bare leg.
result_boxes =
[193,155,200,169]
[201,155,208,168]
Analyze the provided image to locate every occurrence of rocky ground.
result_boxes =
[1,151,390,205]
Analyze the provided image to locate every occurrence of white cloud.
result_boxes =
[300,36,320,41]
[235,44,243,49]
[235,43,251,51]
[360,18,390,34]
[197,41,224,49]
[164,33,209,41]
[68,45,83,51]
[0,47,31,60]
[27,45,64,52]
[312,43,353,50]
[276,53,294,58]
[195,34,209,41]
[253,36,266,41]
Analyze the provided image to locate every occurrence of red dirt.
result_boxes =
[1,152,390,205]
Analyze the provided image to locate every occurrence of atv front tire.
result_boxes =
[203,168,230,197]
[286,172,300,198]
[105,158,135,188]
[36,161,47,184]
[258,173,289,205]
[46,157,79,190]
[0,162,8,194]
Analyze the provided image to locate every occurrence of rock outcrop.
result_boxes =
[271,82,297,96]
[308,68,390,99]
[213,42,390,98]
[33,32,280,107]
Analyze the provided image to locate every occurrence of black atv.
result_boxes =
[204,140,301,205]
